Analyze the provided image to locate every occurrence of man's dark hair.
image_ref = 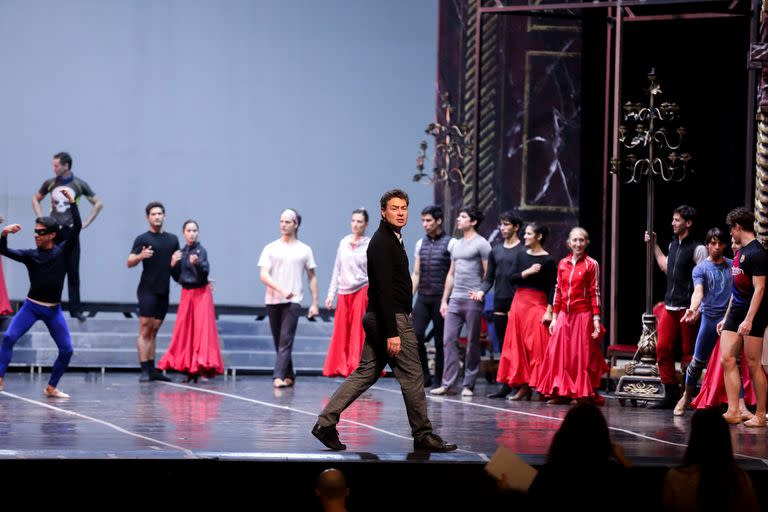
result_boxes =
[352,208,369,223]
[53,152,72,171]
[379,189,409,210]
[726,207,755,233]
[35,216,58,238]
[421,205,443,222]
[528,222,549,244]
[459,205,485,228]
[674,205,697,223]
[704,227,726,245]
[145,201,165,216]
[499,211,523,228]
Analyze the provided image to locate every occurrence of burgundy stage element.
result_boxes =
[322,286,368,378]
[496,288,551,388]
[159,284,223,377]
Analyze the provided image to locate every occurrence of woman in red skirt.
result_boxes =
[537,227,609,405]
[496,223,556,400]
[322,208,370,377]
[0,215,12,316]
[159,220,223,382]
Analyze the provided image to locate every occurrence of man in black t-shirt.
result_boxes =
[32,152,104,321]
[719,207,768,427]
[127,202,179,382]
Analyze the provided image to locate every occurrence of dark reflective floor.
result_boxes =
[0,372,766,469]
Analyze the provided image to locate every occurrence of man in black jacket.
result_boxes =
[312,189,457,452]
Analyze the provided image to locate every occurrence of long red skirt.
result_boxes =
[159,285,224,377]
[691,338,757,408]
[323,286,368,377]
[0,259,12,316]
[496,288,551,388]
[536,310,609,399]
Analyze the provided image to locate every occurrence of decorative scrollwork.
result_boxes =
[610,69,693,184]
[414,92,472,186]
[624,382,661,396]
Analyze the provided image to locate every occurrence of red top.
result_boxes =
[552,254,601,316]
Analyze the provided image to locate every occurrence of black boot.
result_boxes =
[487,383,512,399]
[649,384,680,409]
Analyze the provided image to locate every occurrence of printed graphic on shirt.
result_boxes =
[51,186,76,214]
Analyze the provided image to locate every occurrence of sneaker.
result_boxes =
[429,386,455,396]
[312,423,346,451]
[673,390,690,416]
[413,432,458,452]
[461,387,474,397]
[44,387,70,398]
[149,370,171,382]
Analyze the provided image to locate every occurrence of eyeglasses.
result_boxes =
[34,229,52,236]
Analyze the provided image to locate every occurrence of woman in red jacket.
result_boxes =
[537,227,608,404]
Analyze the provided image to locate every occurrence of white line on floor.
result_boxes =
[161,381,484,458]
[368,384,768,466]
[1,391,196,458]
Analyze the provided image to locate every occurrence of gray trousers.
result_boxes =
[317,312,433,440]
[441,298,483,391]
[266,302,300,380]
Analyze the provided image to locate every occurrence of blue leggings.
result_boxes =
[0,300,73,387]
[685,314,719,387]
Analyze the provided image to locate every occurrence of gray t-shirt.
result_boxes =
[449,234,492,300]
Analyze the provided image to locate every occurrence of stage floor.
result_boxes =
[0,372,766,469]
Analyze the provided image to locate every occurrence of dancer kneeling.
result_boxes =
[0,188,80,398]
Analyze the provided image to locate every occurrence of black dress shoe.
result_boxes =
[312,423,346,451]
[413,433,457,452]
[149,370,171,382]
[72,312,87,322]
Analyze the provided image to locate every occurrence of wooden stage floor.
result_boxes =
[0,372,766,470]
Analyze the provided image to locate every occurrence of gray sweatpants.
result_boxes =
[317,312,433,440]
[441,298,483,391]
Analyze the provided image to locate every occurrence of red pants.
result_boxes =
[656,308,696,384]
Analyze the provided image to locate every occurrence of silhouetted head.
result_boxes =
[547,403,612,466]
[315,468,349,504]
[683,408,734,468]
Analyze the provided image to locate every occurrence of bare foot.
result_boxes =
[44,386,70,399]
[273,378,285,388]
[722,412,743,425]
[283,378,294,387]
[743,416,767,428]
[740,408,755,422]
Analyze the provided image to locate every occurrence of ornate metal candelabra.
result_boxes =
[610,69,694,402]
[415,92,472,230]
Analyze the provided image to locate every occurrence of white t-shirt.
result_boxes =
[258,239,317,305]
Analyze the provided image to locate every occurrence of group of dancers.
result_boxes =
[0,152,224,396]
[1,154,766,438]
